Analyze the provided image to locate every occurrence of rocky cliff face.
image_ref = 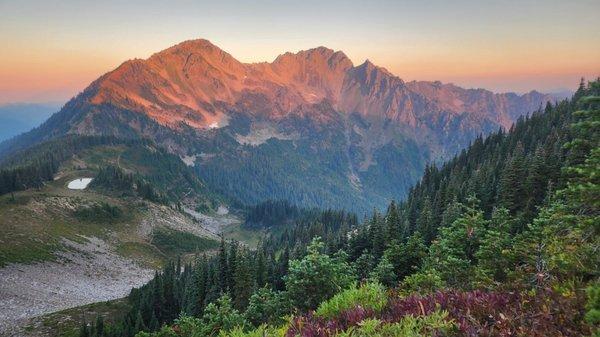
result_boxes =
[72,39,551,133]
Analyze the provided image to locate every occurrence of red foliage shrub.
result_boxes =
[285,288,590,336]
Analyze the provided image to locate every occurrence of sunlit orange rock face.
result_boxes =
[88,40,353,128]
[85,38,551,131]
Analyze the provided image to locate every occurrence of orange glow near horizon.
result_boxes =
[1,0,599,103]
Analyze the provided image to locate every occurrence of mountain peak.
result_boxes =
[269,46,353,104]
[362,59,375,67]
[60,39,552,132]
[148,38,243,70]
[274,46,353,69]
[158,38,219,54]
[305,46,336,55]
[356,59,393,77]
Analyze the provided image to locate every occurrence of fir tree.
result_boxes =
[233,250,254,310]
[426,197,488,288]
[79,320,89,337]
[218,237,228,292]
[284,238,355,311]
[385,200,402,241]
[475,207,514,286]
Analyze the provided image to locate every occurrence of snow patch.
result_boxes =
[216,205,229,215]
[181,155,197,167]
[67,178,93,190]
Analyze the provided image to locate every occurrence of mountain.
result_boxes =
[0,39,554,212]
[0,102,62,142]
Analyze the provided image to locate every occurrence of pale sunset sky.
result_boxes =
[0,0,599,104]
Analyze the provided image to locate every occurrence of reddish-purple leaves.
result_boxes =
[286,288,589,336]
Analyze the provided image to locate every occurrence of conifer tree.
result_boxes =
[369,256,397,287]
[535,94,599,281]
[354,252,375,281]
[218,237,228,292]
[417,197,435,242]
[95,315,104,337]
[498,142,527,216]
[369,211,386,258]
[475,207,514,286]
[233,250,254,310]
[285,237,354,311]
[426,197,487,288]
[227,240,238,293]
[79,320,89,337]
[385,200,402,241]
[254,249,267,288]
[384,231,427,280]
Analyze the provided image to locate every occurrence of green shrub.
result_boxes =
[335,311,454,337]
[316,282,387,319]
[74,202,124,223]
[401,269,445,294]
[586,280,600,334]
[244,287,290,326]
[220,324,287,337]
[200,295,248,336]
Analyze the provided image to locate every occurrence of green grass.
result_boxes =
[152,228,219,257]
[315,282,388,319]
[0,186,135,266]
[222,222,265,248]
[77,145,126,169]
[117,241,165,269]
[0,236,58,267]
[0,179,220,267]
[0,193,62,266]
[25,298,131,337]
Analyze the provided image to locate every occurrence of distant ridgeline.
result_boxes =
[81,81,599,336]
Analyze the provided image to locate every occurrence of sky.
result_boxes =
[0,0,599,104]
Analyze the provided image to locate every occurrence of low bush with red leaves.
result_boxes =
[285,288,590,336]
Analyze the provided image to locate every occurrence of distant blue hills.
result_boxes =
[0,102,63,142]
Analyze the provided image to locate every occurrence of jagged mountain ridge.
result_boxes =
[73,39,550,132]
[0,39,554,212]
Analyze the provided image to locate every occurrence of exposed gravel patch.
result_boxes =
[183,207,240,234]
[0,237,153,336]
[0,199,234,336]
[140,204,221,239]
[234,124,298,146]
